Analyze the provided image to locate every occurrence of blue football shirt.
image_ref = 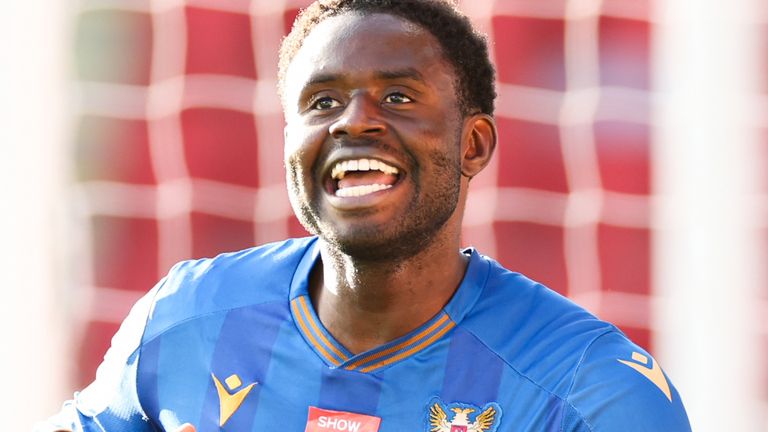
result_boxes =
[41,237,690,431]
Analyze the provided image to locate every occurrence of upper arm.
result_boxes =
[37,280,164,432]
[562,332,691,432]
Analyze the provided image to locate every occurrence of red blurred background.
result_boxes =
[71,1,658,384]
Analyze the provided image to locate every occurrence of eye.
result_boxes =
[383,92,412,104]
[311,96,342,110]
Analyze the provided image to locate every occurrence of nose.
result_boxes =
[329,94,386,138]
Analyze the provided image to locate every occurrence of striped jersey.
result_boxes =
[42,237,690,431]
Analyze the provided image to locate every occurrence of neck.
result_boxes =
[310,232,468,355]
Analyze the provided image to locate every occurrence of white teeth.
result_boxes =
[330,158,399,180]
[335,184,392,197]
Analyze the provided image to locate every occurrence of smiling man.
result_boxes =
[40,1,690,431]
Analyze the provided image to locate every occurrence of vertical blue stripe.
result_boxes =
[318,368,382,414]
[440,327,504,406]
[544,397,566,432]
[146,313,227,429]
[251,319,326,430]
[199,302,288,431]
[376,337,452,430]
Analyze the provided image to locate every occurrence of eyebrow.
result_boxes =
[302,67,426,88]
[376,67,425,83]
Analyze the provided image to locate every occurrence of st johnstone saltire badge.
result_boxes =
[426,397,502,432]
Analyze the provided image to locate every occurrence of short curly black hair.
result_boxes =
[278,0,496,116]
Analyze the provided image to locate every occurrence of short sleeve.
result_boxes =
[563,331,691,431]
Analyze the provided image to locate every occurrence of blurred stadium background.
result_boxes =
[2,0,766,430]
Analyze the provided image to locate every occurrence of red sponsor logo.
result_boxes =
[305,406,381,432]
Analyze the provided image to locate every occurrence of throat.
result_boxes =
[311,250,467,355]
[309,237,471,355]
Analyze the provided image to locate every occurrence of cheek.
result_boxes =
[284,122,326,166]
[407,102,461,136]
[407,118,462,158]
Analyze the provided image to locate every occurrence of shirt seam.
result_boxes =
[560,329,618,432]
[135,293,286,428]
[139,298,287,347]
[457,324,616,432]
[134,238,311,429]
[459,326,586,431]
[561,402,595,432]
[460,326,565,400]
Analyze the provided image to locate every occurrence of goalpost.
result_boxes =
[653,0,767,430]
[0,1,73,429]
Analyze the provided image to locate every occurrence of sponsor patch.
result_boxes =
[305,406,382,432]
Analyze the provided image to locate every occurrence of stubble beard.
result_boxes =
[287,147,462,264]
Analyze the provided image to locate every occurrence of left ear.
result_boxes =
[460,113,497,178]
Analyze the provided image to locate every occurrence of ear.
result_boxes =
[461,113,497,179]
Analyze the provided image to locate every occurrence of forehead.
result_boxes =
[283,12,455,101]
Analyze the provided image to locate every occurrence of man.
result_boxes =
[41,0,691,431]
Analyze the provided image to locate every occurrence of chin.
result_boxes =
[321,218,448,263]
[330,235,426,262]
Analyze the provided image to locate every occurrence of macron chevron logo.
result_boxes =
[212,373,257,426]
[617,352,672,401]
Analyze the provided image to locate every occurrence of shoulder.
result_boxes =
[143,236,317,341]
[563,331,691,431]
[460,252,690,430]
[460,253,615,395]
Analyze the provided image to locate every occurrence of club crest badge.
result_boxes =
[426,397,502,432]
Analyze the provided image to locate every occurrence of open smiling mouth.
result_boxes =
[330,158,401,198]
